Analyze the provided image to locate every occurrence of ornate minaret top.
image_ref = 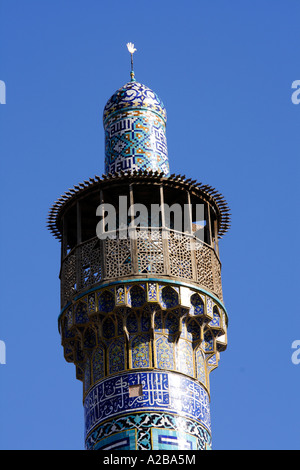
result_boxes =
[102,43,170,176]
[47,44,231,451]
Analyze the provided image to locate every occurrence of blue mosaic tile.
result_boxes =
[155,335,175,369]
[108,338,126,374]
[94,429,136,450]
[85,411,211,451]
[127,312,138,333]
[209,306,221,328]
[116,286,126,305]
[84,371,211,438]
[176,339,194,376]
[103,82,170,176]
[147,282,158,301]
[84,358,91,392]
[152,428,197,450]
[88,293,96,314]
[206,297,213,318]
[75,301,88,324]
[103,81,167,125]
[64,308,74,338]
[92,345,105,383]
[102,317,115,339]
[202,331,214,352]
[98,290,115,313]
[165,311,179,335]
[129,285,146,308]
[160,286,179,309]
[190,293,204,316]
[195,348,206,385]
[141,310,151,332]
[187,319,201,341]
[130,334,151,368]
[154,311,163,333]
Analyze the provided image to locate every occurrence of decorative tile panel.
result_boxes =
[94,429,136,450]
[84,371,211,439]
[129,284,146,308]
[115,285,126,305]
[176,339,194,376]
[147,282,158,302]
[164,311,179,335]
[195,348,206,385]
[151,428,197,450]
[187,319,201,342]
[155,335,175,369]
[85,411,211,450]
[98,290,115,313]
[103,82,167,123]
[206,297,213,319]
[190,293,204,316]
[126,312,138,333]
[103,82,170,177]
[84,358,91,393]
[88,293,96,314]
[130,334,151,368]
[159,286,179,309]
[75,301,88,324]
[141,310,151,332]
[102,317,115,339]
[209,306,221,328]
[104,110,169,176]
[108,338,126,374]
[154,311,163,333]
[92,346,105,383]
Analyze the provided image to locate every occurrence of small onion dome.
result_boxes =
[103,81,167,125]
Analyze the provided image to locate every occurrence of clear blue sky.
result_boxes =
[1,0,300,450]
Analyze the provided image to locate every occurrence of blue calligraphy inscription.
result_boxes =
[84,371,211,437]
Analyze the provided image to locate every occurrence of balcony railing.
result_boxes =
[60,228,223,307]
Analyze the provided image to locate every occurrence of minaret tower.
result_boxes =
[47,44,231,451]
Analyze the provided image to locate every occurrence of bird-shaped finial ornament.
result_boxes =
[126,42,137,81]
[127,42,137,54]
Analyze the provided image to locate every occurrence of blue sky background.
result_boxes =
[1,0,300,450]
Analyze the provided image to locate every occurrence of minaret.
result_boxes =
[47,44,231,451]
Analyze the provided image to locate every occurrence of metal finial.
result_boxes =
[126,42,137,81]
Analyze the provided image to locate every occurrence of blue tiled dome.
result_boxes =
[103,81,167,124]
